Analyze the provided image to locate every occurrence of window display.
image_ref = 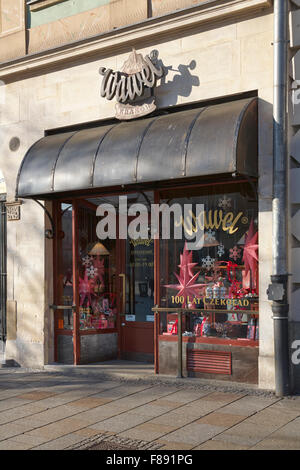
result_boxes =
[56,202,73,330]
[159,183,259,344]
[78,203,117,330]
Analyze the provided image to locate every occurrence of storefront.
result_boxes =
[16,96,259,383]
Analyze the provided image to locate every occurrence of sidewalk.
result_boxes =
[0,361,299,450]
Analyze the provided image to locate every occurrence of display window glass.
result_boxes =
[56,202,73,331]
[158,183,259,344]
[77,201,117,331]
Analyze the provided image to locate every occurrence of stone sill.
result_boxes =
[27,0,67,11]
[0,0,272,80]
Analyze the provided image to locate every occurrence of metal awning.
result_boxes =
[16,97,257,199]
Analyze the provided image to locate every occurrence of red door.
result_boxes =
[118,236,155,363]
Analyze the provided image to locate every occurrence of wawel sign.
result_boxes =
[99,49,164,120]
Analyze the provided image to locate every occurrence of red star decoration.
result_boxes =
[178,242,198,278]
[242,219,258,275]
[165,244,206,306]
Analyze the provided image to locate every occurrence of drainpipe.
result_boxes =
[268,0,290,396]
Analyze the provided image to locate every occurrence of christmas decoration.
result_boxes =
[201,255,215,269]
[86,265,98,279]
[165,245,206,306]
[205,229,216,242]
[229,245,241,261]
[79,271,95,306]
[217,243,225,257]
[178,242,198,278]
[218,195,232,210]
[242,219,258,289]
[93,256,105,285]
[82,255,92,267]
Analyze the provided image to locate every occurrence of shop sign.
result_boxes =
[125,314,136,322]
[99,49,164,120]
[6,200,22,221]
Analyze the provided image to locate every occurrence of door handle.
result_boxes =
[119,273,126,313]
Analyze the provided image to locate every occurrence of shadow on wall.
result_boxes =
[155,57,200,105]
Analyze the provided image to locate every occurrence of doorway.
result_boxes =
[53,192,155,365]
[119,236,154,362]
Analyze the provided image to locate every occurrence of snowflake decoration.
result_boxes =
[218,195,232,210]
[229,245,241,261]
[205,229,216,243]
[82,255,92,267]
[86,265,98,279]
[217,243,225,258]
[201,255,215,269]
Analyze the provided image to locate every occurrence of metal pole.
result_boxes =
[177,312,183,378]
[271,0,290,396]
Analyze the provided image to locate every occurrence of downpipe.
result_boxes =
[268,0,290,396]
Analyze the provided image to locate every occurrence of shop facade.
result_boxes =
[0,0,291,391]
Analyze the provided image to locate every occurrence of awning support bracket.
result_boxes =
[33,199,55,239]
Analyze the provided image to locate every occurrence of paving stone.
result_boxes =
[67,397,112,410]
[157,441,194,450]
[90,413,148,433]
[150,412,196,428]
[200,392,246,403]
[246,406,299,427]
[118,422,176,442]
[195,439,249,450]
[0,422,32,440]
[74,428,103,438]
[6,433,47,448]
[0,403,47,425]
[16,391,58,401]
[161,423,222,446]
[135,404,177,418]
[196,412,246,428]
[157,390,211,404]
[32,432,85,450]
[171,399,223,417]
[212,421,278,447]
[0,439,30,450]
[251,436,300,450]
[0,398,33,411]
[25,417,87,440]
[150,399,183,409]
[219,396,280,417]
[272,398,300,412]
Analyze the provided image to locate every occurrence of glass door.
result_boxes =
[120,235,155,362]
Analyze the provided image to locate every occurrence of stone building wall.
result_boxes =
[0,0,277,389]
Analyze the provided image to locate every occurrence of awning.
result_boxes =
[16,97,257,199]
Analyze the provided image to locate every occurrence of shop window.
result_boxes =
[56,202,73,330]
[158,182,259,345]
[77,201,117,331]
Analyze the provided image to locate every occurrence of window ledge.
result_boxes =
[27,0,67,12]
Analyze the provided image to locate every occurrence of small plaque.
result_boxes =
[6,200,22,221]
[125,314,136,322]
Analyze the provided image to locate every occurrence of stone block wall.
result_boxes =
[0,0,26,62]
[0,1,277,390]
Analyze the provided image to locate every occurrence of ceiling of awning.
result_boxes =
[16,97,258,199]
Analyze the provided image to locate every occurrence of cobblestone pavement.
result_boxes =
[0,365,299,450]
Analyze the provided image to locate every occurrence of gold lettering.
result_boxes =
[229,212,243,234]
[222,212,234,232]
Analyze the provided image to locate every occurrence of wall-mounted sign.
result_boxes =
[99,49,164,120]
[6,200,22,221]
[125,314,136,322]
